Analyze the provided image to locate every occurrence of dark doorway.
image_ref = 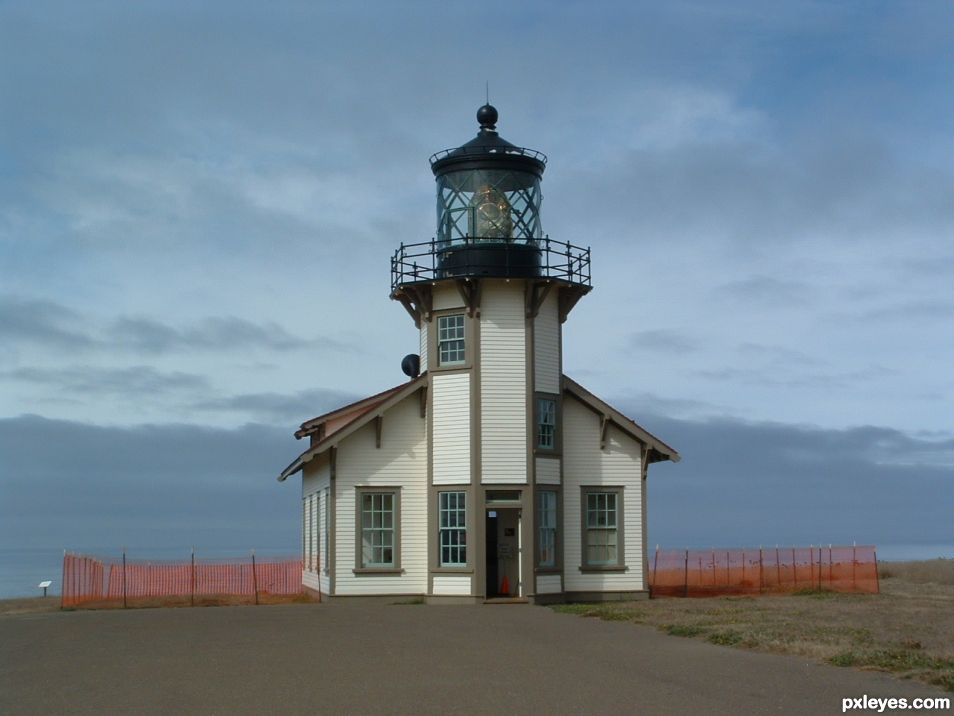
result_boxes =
[485,510,498,597]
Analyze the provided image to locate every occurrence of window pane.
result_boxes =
[537,398,556,448]
[360,491,395,568]
[439,491,467,566]
[584,491,619,566]
[438,315,466,365]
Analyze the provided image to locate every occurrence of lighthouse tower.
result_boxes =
[391,105,591,600]
[280,104,677,604]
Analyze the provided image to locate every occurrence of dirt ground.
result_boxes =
[555,561,954,693]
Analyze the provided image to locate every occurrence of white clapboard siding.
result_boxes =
[319,487,330,594]
[562,396,644,592]
[334,394,427,595]
[432,372,471,484]
[533,291,560,394]
[432,284,464,311]
[480,282,527,483]
[432,574,472,596]
[302,571,321,593]
[302,458,330,578]
[535,456,561,485]
[419,322,429,373]
[536,574,562,594]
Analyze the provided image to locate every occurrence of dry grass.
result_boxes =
[879,558,954,585]
[553,561,954,693]
[0,597,61,615]
[0,592,319,614]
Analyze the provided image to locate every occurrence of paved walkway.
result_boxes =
[0,603,944,715]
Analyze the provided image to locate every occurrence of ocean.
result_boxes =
[0,546,299,600]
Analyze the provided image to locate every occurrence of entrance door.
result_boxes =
[485,508,521,598]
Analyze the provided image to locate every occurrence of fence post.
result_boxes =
[792,546,797,588]
[652,546,658,596]
[809,544,815,590]
[758,546,763,594]
[852,542,857,592]
[252,550,259,605]
[828,542,831,589]
[873,547,880,594]
[683,549,689,598]
[122,548,128,609]
[61,550,67,609]
[191,547,196,607]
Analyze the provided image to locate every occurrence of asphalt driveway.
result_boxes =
[0,602,944,715]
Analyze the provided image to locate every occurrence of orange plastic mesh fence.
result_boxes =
[649,545,878,597]
[62,553,305,608]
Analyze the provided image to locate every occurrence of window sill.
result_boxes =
[353,568,403,575]
[431,567,474,574]
[534,567,561,574]
[578,566,627,573]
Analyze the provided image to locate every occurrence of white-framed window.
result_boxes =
[358,490,398,569]
[312,493,320,572]
[582,488,623,568]
[537,398,556,449]
[437,314,465,365]
[322,487,330,575]
[538,490,557,568]
[439,491,467,566]
[302,497,310,570]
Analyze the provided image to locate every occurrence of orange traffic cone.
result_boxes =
[500,575,510,596]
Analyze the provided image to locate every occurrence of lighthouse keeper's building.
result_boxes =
[277,105,679,603]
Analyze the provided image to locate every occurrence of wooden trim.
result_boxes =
[525,281,553,319]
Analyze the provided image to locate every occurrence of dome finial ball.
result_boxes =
[477,104,498,130]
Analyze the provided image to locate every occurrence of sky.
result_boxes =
[1,0,953,561]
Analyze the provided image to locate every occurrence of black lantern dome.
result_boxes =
[427,105,548,279]
[390,105,590,294]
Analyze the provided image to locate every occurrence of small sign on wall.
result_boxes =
[504,528,515,537]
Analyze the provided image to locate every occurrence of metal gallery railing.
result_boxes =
[391,236,591,291]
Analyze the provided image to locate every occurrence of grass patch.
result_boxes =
[552,603,634,621]
[665,623,707,637]
[790,588,838,599]
[552,566,954,693]
[707,630,744,646]
[878,559,954,585]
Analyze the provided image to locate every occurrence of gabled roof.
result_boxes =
[562,375,680,464]
[276,371,678,482]
[277,374,427,482]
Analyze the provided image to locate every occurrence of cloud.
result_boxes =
[0,415,300,551]
[714,277,811,306]
[617,408,954,548]
[109,315,337,353]
[694,364,897,390]
[0,294,345,356]
[629,330,699,353]
[4,365,209,396]
[0,295,96,351]
[192,387,360,424]
[1,410,950,557]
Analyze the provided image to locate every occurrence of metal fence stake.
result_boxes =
[252,550,259,605]
[122,548,128,609]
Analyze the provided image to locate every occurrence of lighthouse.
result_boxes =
[279,105,678,603]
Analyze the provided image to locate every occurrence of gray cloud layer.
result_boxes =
[1,412,950,553]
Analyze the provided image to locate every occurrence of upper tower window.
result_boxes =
[537,398,556,449]
[438,314,466,365]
